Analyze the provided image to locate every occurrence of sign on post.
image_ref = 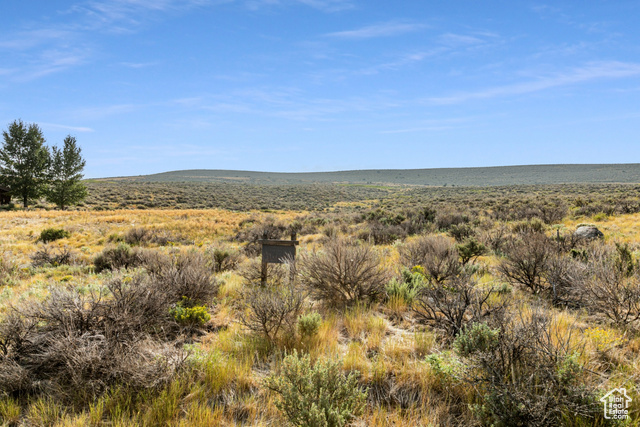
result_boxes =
[258,232,299,286]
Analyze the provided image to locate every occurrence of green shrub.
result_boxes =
[425,352,460,384]
[456,238,486,265]
[453,322,499,357]
[38,228,70,243]
[93,243,137,272]
[170,298,211,326]
[385,268,425,306]
[209,247,241,272]
[264,351,367,427]
[297,312,322,338]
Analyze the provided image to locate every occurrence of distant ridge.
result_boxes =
[101,164,640,187]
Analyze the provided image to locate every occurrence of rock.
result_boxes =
[574,225,604,239]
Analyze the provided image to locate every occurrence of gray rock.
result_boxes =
[574,225,604,239]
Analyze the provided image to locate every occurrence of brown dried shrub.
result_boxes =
[399,235,462,284]
[413,270,505,338]
[150,250,219,305]
[582,244,640,327]
[240,280,306,343]
[298,238,389,307]
[0,274,188,402]
[497,232,552,295]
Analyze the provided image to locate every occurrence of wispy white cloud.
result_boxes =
[71,104,141,120]
[356,48,447,75]
[245,0,354,12]
[119,61,159,68]
[0,29,73,50]
[39,122,95,133]
[437,33,484,46]
[13,49,89,82]
[293,0,354,12]
[325,22,427,39]
[428,61,640,105]
[380,116,481,134]
[71,0,215,30]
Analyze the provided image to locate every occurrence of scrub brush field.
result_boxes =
[1,189,640,426]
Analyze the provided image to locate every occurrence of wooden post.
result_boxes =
[261,232,268,286]
[289,232,297,285]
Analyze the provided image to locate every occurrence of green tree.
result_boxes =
[46,135,87,210]
[0,120,50,208]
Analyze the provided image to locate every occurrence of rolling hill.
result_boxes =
[102,164,640,187]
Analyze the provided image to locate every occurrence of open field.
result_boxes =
[83,180,640,215]
[2,185,640,426]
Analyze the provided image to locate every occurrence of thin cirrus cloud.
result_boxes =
[39,122,95,133]
[325,21,427,39]
[245,0,354,12]
[428,61,640,105]
[0,29,73,50]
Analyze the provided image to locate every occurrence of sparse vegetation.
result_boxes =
[1,184,640,425]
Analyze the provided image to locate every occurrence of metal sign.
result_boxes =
[261,243,297,264]
[259,233,299,285]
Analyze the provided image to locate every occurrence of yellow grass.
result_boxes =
[4,209,640,425]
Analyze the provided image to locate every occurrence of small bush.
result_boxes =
[124,227,188,246]
[38,228,70,243]
[453,322,500,357]
[456,238,486,265]
[297,312,322,339]
[385,268,426,306]
[151,251,219,305]
[0,274,188,403]
[208,246,242,272]
[399,235,461,284]
[298,238,389,307]
[582,245,640,326]
[93,243,138,272]
[497,232,551,295]
[241,282,305,343]
[413,269,505,338]
[358,223,407,245]
[30,245,75,267]
[264,351,367,427]
[170,298,211,327]
[449,223,475,242]
[458,311,602,426]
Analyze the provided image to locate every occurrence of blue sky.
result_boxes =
[1,1,639,178]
